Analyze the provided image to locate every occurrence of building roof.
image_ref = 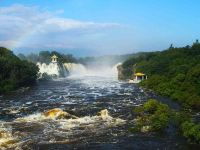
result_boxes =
[51,55,58,59]
[134,72,145,76]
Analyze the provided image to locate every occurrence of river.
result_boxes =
[0,75,197,150]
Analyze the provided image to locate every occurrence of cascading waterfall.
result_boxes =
[37,61,121,79]
[111,63,122,78]
[63,63,87,76]
[64,62,121,78]
[37,62,60,77]
[62,64,68,77]
[37,62,87,78]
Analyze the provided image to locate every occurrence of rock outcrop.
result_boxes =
[117,65,127,80]
[44,108,78,119]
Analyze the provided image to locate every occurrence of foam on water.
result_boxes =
[0,108,125,149]
[0,122,19,149]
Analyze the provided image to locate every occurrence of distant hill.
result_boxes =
[120,40,200,109]
[0,47,38,94]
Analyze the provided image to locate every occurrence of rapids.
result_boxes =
[0,74,197,149]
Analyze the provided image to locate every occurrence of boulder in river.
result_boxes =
[44,108,78,120]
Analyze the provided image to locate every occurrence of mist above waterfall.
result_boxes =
[76,54,132,78]
[85,64,120,78]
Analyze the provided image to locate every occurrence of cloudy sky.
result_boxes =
[0,0,200,56]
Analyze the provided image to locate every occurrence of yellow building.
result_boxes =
[129,72,147,83]
[134,72,147,81]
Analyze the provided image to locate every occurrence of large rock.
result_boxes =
[117,65,128,80]
[44,108,78,120]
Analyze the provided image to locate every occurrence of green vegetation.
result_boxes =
[132,99,200,144]
[131,99,171,132]
[181,121,200,143]
[18,51,77,64]
[0,47,38,94]
[121,40,200,109]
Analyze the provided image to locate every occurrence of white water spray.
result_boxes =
[37,62,61,77]
[64,63,87,76]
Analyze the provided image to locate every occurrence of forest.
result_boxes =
[0,47,38,94]
[121,40,200,110]
[18,51,77,64]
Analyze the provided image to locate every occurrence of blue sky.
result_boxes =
[0,0,200,56]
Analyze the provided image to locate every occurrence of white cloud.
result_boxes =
[0,4,120,51]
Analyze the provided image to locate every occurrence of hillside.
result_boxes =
[120,40,200,109]
[0,47,38,94]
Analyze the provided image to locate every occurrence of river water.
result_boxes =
[0,76,198,150]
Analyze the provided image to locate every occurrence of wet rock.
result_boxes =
[44,108,78,119]
[117,65,128,80]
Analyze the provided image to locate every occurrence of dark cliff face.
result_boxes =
[117,65,127,80]
[117,64,134,80]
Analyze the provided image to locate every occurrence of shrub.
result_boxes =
[143,99,159,113]
[132,99,171,132]
[181,121,200,143]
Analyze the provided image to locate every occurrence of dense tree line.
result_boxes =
[0,47,38,94]
[121,40,200,109]
[18,51,77,64]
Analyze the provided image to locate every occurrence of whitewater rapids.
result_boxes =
[0,108,125,149]
[0,68,183,149]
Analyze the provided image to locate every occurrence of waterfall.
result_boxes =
[111,63,122,78]
[64,63,121,78]
[37,62,68,78]
[37,62,121,79]
[63,63,87,76]
[37,62,60,76]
